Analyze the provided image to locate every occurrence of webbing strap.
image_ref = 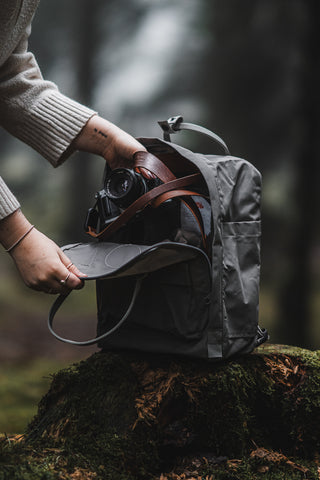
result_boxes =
[158,116,230,155]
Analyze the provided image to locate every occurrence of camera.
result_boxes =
[85,167,162,234]
[85,164,207,246]
[104,168,161,209]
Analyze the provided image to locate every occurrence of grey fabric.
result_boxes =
[138,137,264,358]
[62,241,206,280]
[96,254,212,357]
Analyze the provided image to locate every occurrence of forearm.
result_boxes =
[72,115,146,169]
[72,115,113,156]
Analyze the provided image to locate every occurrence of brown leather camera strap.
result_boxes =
[152,189,207,249]
[87,173,202,240]
[133,151,176,182]
[88,151,209,250]
[152,189,202,208]
[134,151,209,249]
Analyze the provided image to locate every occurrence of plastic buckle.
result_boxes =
[256,326,269,346]
[158,115,183,141]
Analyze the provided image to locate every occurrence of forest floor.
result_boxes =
[1,345,320,480]
[0,304,97,434]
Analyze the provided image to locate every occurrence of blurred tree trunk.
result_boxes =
[199,0,319,347]
[278,0,320,347]
[64,0,104,242]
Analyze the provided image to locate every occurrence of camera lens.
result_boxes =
[110,173,131,197]
[105,168,146,208]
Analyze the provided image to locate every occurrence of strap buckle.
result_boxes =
[256,326,269,347]
[158,115,183,141]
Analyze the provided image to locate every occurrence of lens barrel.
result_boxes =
[105,168,147,208]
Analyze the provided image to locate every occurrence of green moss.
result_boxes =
[256,345,320,456]
[26,353,160,479]
[0,440,59,480]
[153,450,319,480]
[0,465,57,480]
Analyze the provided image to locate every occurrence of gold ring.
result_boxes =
[60,271,71,285]
[66,263,73,270]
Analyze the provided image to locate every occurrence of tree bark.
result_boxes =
[63,0,103,243]
[278,0,320,348]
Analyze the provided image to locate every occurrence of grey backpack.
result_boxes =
[49,116,268,359]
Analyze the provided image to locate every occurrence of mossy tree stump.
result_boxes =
[1,344,320,479]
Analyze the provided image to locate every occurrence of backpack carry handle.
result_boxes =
[48,276,144,346]
[158,115,230,155]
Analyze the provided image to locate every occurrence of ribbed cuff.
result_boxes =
[0,177,20,220]
[17,91,97,167]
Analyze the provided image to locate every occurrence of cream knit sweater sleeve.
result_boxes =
[0,177,20,220]
[0,22,97,220]
[0,22,96,167]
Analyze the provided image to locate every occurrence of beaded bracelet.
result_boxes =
[5,225,35,253]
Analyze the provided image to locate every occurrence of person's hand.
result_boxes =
[0,210,85,294]
[10,229,85,294]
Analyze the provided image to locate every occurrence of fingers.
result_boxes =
[45,270,84,295]
[29,250,87,295]
[64,264,85,290]
[135,166,158,180]
[52,251,87,295]
[39,251,86,295]
[65,260,84,278]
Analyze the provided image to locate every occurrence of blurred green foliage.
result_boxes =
[0,360,69,434]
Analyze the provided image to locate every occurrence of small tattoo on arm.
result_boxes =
[94,128,108,139]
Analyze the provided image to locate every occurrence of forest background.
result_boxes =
[0,0,319,434]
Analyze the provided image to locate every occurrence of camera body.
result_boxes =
[85,167,176,242]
